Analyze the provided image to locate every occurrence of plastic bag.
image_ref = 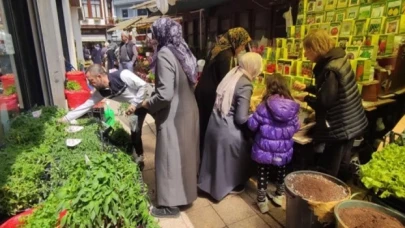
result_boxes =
[103,102,115,127]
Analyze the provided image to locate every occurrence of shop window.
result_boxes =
[122,9,128,18]
[207,18,218,42]
[0,0,22,142]
[239,12,250,30]
[255,12,267,28]
[209,18,218,32]
[187,21,193,46]
[254,29,266,40]
[254,11,268,40]
[82,0,89,18]
[219,17,230,34]
[91,0,102,18]
[137,9,148,16]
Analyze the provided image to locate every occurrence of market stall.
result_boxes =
[247,1,405,227]
[250,0,405,141]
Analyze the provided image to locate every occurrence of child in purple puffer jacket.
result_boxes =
[248,73,300,213]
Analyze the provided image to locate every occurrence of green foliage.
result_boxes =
[0,106,66,214]
[4,85,16,96]
[25,153,157,228]
[0,106,157,227]
[66,81,81,91]
[360,144,405,199]
[109,123,131,149]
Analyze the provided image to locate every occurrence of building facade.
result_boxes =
[80,0,115,43]
[114,0,148,21]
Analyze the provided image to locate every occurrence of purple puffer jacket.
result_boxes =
[248,95,300,166]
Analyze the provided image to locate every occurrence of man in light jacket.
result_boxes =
[59,64,151,165]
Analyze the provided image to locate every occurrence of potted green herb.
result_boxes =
[64,81,90,109]
[0,85,18,113]
[360,144,405,199]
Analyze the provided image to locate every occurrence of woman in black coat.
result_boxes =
[293,29,368,179]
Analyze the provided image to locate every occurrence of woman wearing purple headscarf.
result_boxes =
[141,18,199,218]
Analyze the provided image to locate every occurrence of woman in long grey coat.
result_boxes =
[198,52,262,201]
[142,18,199,217]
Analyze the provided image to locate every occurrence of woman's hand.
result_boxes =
[293,82,306,91]
[126,104,136,116]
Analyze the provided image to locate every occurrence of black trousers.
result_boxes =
[257,164,286,195]
[130,107,148,158]
[316,139,355,179]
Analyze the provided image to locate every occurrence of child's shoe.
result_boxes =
[257,198,270,213]
[272,194,285,208]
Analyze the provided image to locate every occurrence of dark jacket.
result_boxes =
[304,47,368,142]
[83,48,91,61]
[91,47,102,64]
[194,48,236,152]
[119,41,136,62]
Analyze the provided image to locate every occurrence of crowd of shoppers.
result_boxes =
[68,18,367,218]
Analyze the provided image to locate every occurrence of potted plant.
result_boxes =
[284,171,351,228]
[0,85,19,115]
[360,144,405,213]
[334,200,405,228]
[64,81,90,109]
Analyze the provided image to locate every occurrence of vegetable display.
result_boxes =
[0,106,157,227]
[360,144,405,199]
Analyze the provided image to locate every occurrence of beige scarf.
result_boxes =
[215,52,263,117]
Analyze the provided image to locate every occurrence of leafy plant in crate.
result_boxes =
[25,153,157,228]
[0,85,19,116]
[65,81,91,109]
[360,144,405,199]
[65,81,81,91]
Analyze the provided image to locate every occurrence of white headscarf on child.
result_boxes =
[215,52,262,117]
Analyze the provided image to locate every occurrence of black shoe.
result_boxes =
[151,206,180,218]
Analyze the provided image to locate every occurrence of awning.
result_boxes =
[81,34,106,42]
[131,0,230,14]
[131,0,156,10]
[107,16,145,32]
[131,16,183,29]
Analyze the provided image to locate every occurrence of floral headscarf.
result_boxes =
[150,18,198,84]
[210,27,251,61]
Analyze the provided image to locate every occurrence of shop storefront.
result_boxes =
[0,0,72,144]
[0,0,41,141]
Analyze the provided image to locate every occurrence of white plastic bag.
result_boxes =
[66,139,82,147]
[283,7,293,32]
[65,126,84,133]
